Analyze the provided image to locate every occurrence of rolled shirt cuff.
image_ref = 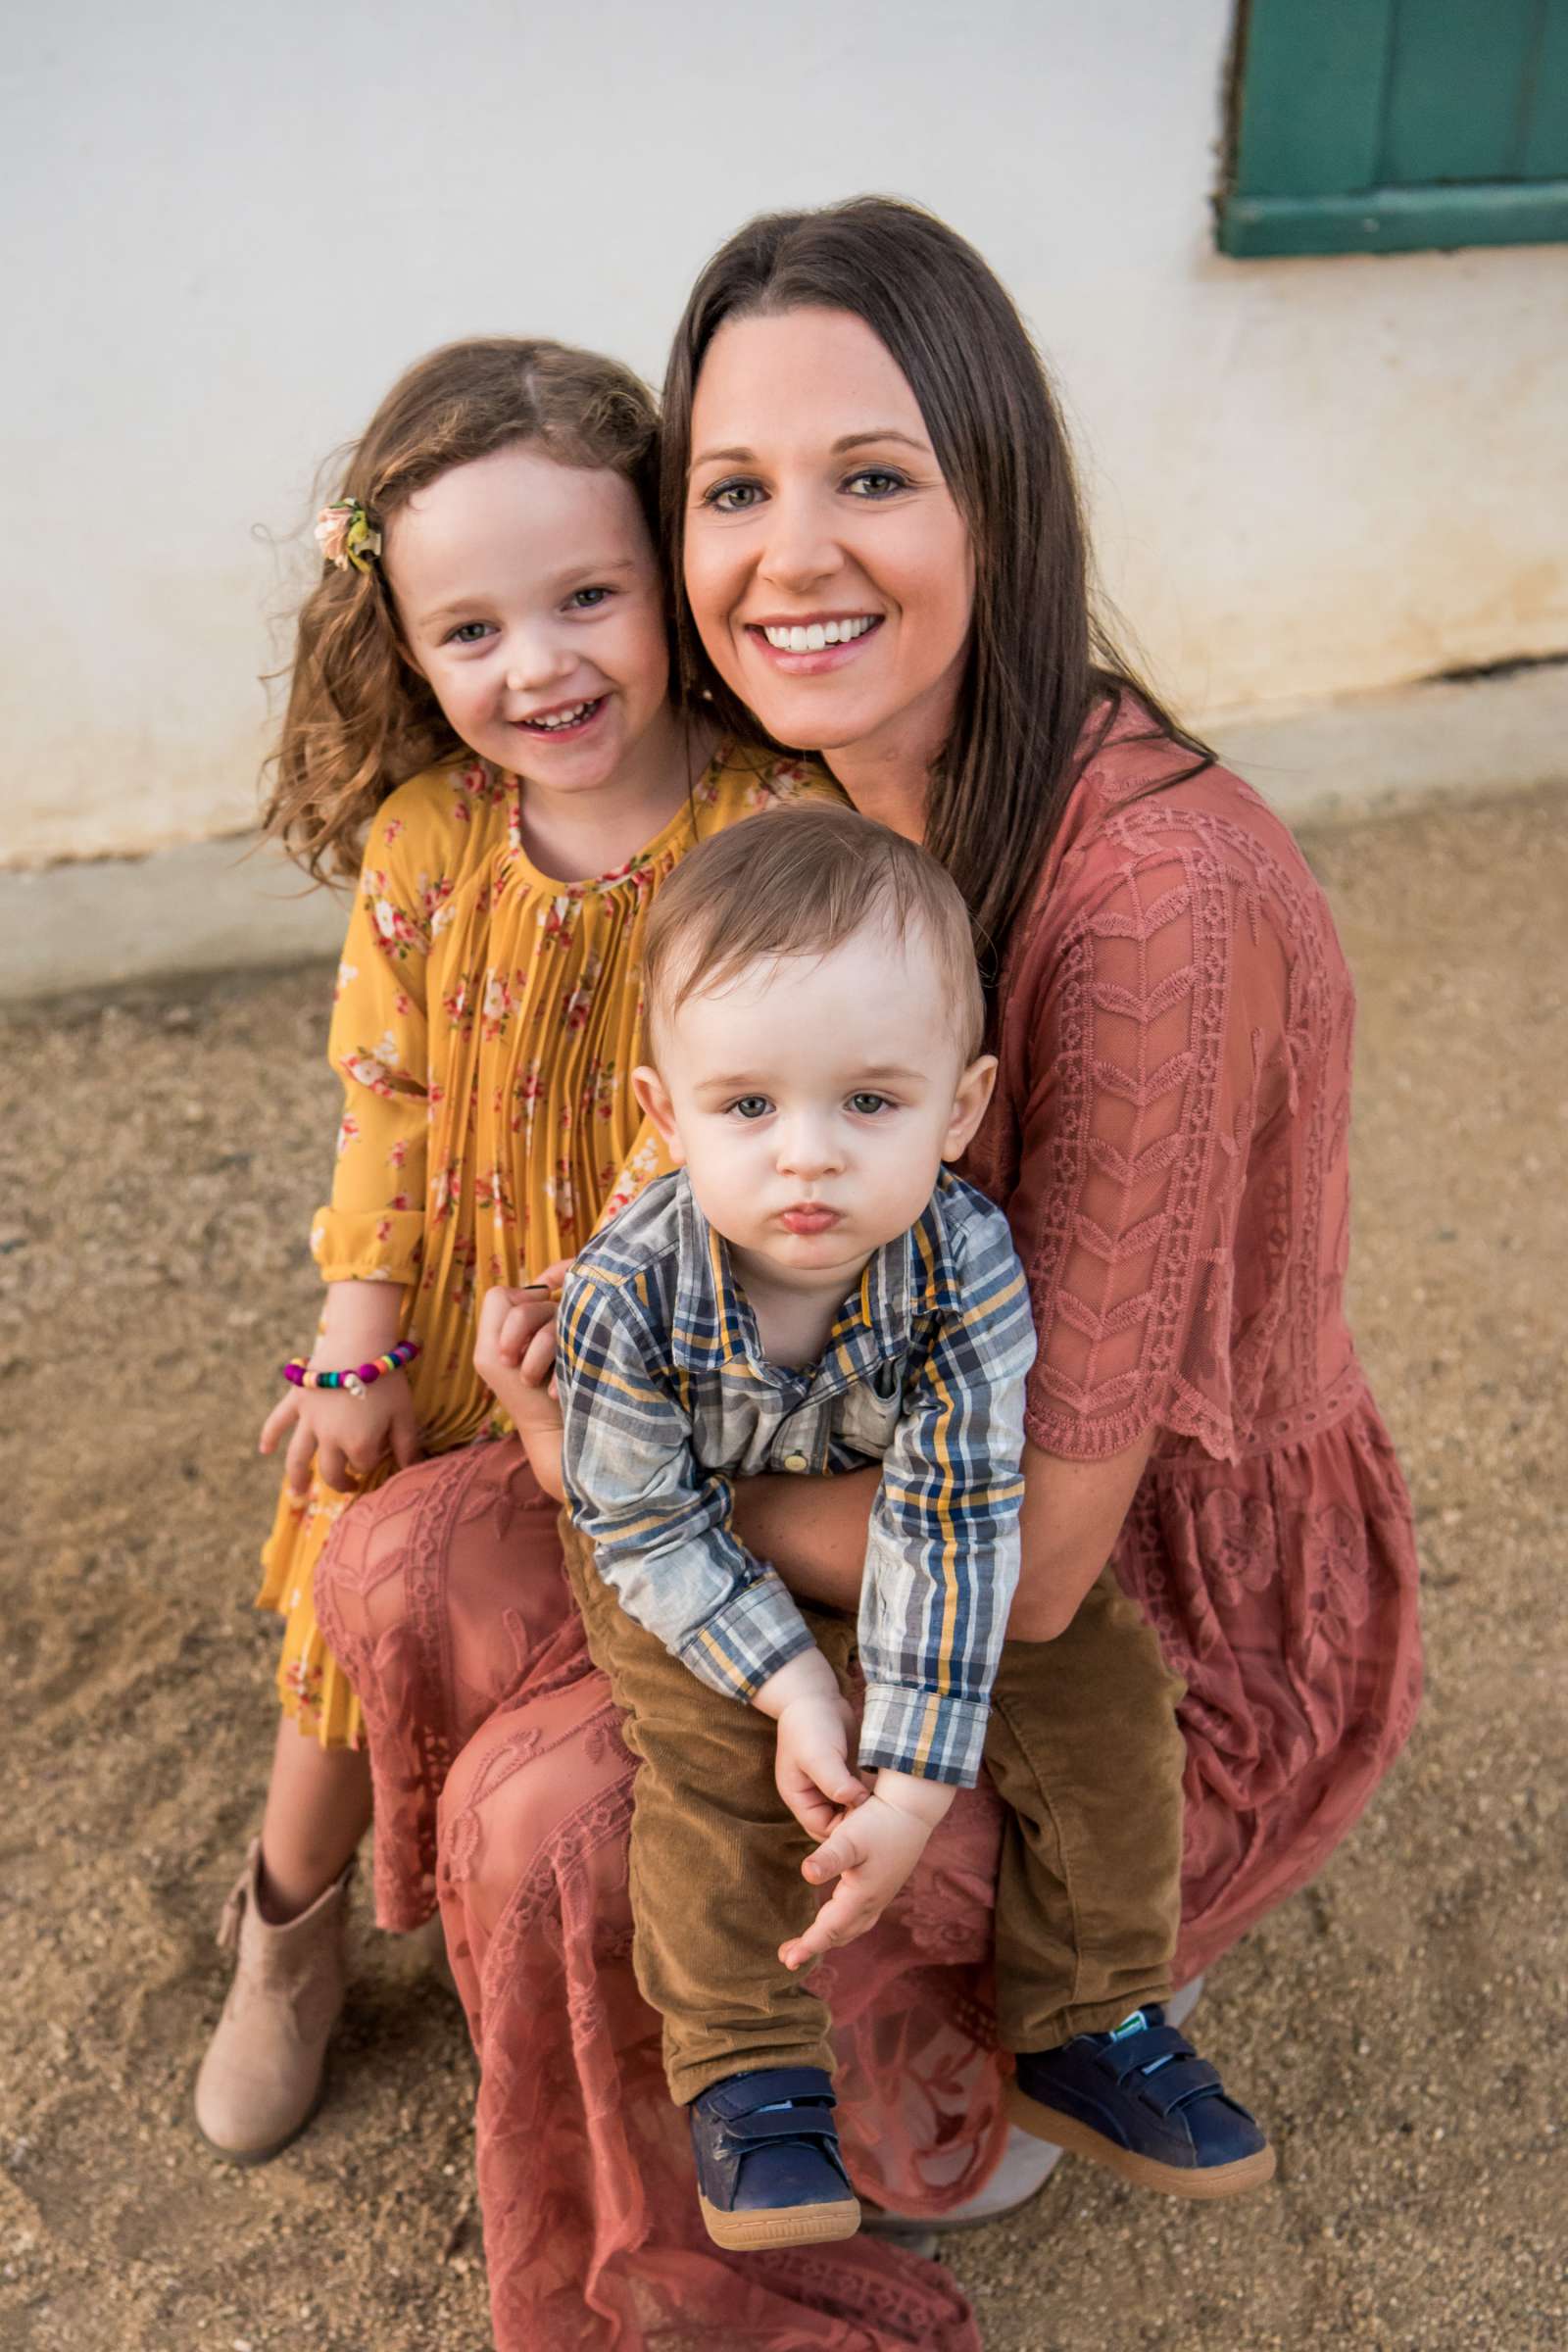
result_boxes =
[858,1681,992,1787]
[310,1204,424,1287]
[678,1568,817,1703]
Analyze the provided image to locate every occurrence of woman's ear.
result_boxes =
[942,1053,997,1162]
[632,1065,686,1163]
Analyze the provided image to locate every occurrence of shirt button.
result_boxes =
[782,1451,809,1473]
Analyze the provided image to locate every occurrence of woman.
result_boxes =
[317,200,1421,2351]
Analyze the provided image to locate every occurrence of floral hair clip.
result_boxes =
[315,498,381,574]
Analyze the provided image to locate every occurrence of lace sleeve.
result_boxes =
[1008,830,1288,1465]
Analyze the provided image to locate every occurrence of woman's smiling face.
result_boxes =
[683,307,975,776]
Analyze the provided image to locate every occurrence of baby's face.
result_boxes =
[637,920,994,1291]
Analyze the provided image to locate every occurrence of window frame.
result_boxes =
[1217,0,1568,259]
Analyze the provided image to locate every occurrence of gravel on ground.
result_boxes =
[2,787,1563,2351]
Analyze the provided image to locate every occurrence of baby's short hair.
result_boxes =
[642,801,984,1059]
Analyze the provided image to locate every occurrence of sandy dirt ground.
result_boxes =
[2,788,1563,2351]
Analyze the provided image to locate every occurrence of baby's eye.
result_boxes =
[727,1095,772,1120]
[568,587,611,609]
[445,620,494,646]
[849,1092,894,1115]
[704,479,765,514]
[844,469,908,500]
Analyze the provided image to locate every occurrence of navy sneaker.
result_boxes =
[1009,2007,1275,2200]
[689,2067,861,2249]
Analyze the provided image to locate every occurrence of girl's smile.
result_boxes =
[514,692,608,739]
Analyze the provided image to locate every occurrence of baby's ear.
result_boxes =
[632,1065,685,1162]
[943,1053,998,1161]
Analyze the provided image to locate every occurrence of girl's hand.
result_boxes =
[259,1369,421,1496]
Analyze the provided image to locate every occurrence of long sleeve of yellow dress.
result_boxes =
[258,794,453,1743]
[310,804,436,1288]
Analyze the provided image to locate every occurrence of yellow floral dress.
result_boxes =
[258,737,825,1745]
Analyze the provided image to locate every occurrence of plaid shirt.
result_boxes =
[558,1167,1037,1787]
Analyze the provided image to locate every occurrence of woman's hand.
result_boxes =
[473,1264,572,1499]
[260,1369,420,1495]
[472,1261,570,1431]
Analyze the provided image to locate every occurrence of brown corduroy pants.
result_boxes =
[562,1520,1184,2106]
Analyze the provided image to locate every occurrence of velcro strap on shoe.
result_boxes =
[701,2067,837,2122]
[713,2113,853,2194]
[1100,2024,1189,2082]
[716,2106,834,2149]
[1135,2056,1224,2117]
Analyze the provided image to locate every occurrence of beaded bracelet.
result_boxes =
[282,1338,420,1400]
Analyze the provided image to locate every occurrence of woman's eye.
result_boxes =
[844,468,908,500]
[446,620,494,646]
[568,587,611,609]
[849,1092,893,1115]
[728,1095,772,1120]
[704,479,765,514]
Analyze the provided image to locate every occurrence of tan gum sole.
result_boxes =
[698,2191,861,2250]
[1006,2086,1277,2201]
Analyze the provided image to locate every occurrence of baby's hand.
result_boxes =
[755,1650,867,1840]
[779,1771,956,1973]
[259,1369,419,1496]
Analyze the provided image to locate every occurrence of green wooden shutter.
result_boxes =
[1219,0,1568,256]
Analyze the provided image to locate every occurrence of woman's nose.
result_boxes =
[757,487,841,596]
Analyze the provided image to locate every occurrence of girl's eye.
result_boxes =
[568,587,611,609]
[703,479,765,514]
[727,1095,772,1120]
[446,620,494,646]
[844,468,908,500]
[849,1092,894,1115]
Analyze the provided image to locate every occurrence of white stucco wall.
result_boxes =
[6,0,1566,867]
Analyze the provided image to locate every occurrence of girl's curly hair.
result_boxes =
[265,338,663,882]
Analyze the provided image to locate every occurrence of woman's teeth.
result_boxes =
[522,698,600,731]
[760,617,877,653]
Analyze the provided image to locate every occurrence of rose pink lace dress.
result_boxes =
[317,710,1422,2351]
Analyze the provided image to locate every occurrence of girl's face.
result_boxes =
[385,444,670,792]
[683,307,974,775]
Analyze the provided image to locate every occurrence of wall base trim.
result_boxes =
[4,663,1564,1004]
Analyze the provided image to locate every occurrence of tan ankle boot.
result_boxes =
[194,1839,354,2163]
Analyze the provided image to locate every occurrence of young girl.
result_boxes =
[195,336,819,2162]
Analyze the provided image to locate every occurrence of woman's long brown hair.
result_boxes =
[265,338,664,883]
[660,198,1211,973]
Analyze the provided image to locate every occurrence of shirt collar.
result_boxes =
[667,1169,960,1380]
